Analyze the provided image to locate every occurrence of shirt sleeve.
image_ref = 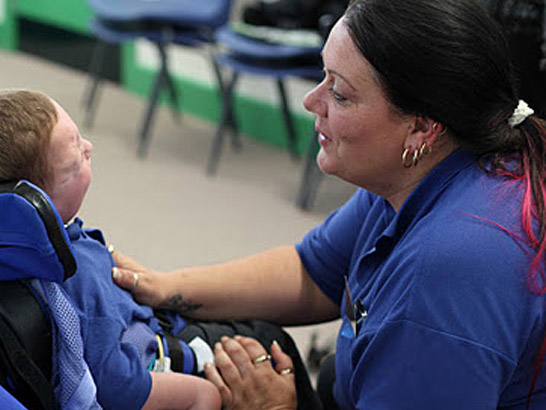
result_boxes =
[296,189,373,304]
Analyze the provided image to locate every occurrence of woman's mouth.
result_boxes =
[318,132,331,146]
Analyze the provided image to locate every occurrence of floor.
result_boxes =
[0,48,356,376]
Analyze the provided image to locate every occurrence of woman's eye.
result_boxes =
[330,87,347,103]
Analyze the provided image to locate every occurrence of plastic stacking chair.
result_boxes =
[81,0,232,157]
[207,26,323,176]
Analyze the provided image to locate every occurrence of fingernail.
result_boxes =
[107,244,115,254]
[220,336,229,343]
[112,267,120,279]
[214,342,222,351]
[234,335,243,340]
[272,340,279,346]
[204,362,213,370]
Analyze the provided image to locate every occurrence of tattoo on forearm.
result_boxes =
[168,294,202,314]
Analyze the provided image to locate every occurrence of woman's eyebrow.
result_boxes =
[327,68,357,91]
[321,51,357,90]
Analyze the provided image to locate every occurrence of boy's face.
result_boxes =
[47,99,93,223]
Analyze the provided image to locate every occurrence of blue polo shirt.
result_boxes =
[60,219,160,410]
[297,150,546,409]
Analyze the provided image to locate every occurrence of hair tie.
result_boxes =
[508,100,534,128]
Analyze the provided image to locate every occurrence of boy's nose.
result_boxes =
[84,139,93,158]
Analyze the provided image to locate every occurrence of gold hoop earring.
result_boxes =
[412,149,419,167]
[418,142,428,160]
[402,148,413,168]
[432,122,447,137]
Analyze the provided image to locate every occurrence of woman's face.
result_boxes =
[47,100,93,223]
[304,20,412,196]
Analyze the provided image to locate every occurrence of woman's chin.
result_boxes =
[316,151,337,176]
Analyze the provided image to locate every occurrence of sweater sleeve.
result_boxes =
[297,189,374,305]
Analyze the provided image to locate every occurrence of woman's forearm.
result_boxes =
[160,245,339,325]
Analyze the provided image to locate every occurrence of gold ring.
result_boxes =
[279,368,294,375]
[132,273,140,290]
[252,354,271,364]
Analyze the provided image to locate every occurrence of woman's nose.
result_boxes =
[303,82,326,118]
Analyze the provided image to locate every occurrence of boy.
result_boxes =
[0,89,221,410]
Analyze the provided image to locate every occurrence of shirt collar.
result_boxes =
[381,149,477,240]
[66,217,84,241]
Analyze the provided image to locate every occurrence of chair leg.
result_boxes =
[137,42,169,158]
[210,55,241,150]
[207,72,239,175]
[81,41,108,129]
[225,80,241,152]
[296,131,323,210]
[164,67,182,124]
[277,79,299,160]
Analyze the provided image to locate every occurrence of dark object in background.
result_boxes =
[480,0,546,116]
[18,18,120,84]
[243,0,349,39]
[306,331,335,374]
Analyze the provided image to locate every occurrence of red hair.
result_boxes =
[486,117,546,409]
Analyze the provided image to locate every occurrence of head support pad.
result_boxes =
[0,180,77,282]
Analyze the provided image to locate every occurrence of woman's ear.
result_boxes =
[405,116,445,150]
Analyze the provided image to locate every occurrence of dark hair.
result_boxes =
[344,0,546,282]
[344,0,546,405]
[0,90,58,190]
[345,0,520,153]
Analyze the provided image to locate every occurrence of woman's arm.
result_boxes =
[142,372,221,410]
[112,245,339,325]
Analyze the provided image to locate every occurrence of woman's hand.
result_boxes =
[110,248,166,308]
[205,336,297,410]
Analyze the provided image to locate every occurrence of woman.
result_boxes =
[113,0,546,408]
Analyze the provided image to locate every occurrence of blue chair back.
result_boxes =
[88,0,232,30]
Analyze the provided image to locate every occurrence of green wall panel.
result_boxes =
[17,0,92,35]
[0,0,17,49]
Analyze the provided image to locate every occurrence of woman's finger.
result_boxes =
[270,340,295,375]
[214,341,245,385]
[233,336,273,370]
[111,266,137,291]
[111,266,158,306]
[204,362,233,406]
[111,249,147,272]
[220,337,260,377]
